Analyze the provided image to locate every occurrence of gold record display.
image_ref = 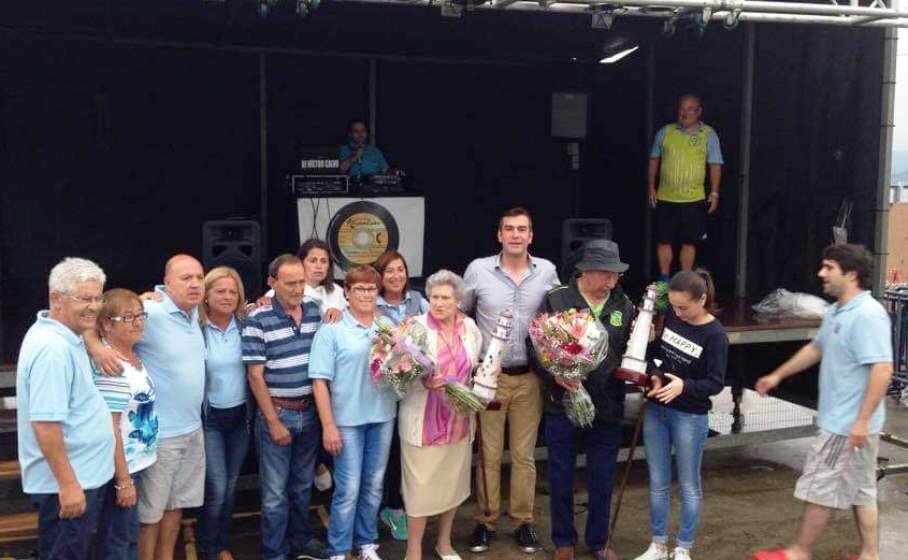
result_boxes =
[327,201,400,270]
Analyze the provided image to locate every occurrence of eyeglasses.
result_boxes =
[108,312,149,324]
[65,294,104,305]
[350,286,378,294]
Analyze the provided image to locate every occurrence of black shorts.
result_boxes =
[655,200,707,245]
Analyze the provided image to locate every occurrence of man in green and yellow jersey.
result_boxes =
[647,95,723,282]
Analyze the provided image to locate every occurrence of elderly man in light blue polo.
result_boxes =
[89,254,207,560]
[17,257,115,559]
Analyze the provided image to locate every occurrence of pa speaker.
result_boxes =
[202,220,263,299]
[561,218,613,278]
[551,92,588,139]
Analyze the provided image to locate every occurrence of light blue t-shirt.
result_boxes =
[16,312,115,494]
[338,143,389,176]
[135,286,206,438]
[813,291,893,436]
[308,311,397,427]
[204,318,247,409]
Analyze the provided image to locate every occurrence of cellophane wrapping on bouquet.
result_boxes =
[369,318,433,397]
[528,309,609,428]
[442,381,485,417]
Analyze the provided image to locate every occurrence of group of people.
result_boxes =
[14,199,893,560]
[13,202,721,560]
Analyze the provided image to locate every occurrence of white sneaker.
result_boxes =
[329,556,345,560]
[357,544,382,560]
[632,543,669,560]
[671,548,691,560]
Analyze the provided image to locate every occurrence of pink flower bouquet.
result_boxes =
[528,309,609,427]
[369,318,433,397]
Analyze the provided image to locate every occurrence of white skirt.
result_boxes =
[400,438,472,517]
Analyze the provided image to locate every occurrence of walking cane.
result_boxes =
[475,408,494,519]
[604,397,648,556]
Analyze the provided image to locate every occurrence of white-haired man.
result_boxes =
[17,257,115,559]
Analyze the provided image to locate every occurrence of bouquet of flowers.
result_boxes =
[528,309,609,427]
[442,379,485,417]
[369,318,433,397]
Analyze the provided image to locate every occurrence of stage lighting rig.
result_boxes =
[257,0,321,19]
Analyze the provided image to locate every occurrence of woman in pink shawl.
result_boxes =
[397,270,483,560]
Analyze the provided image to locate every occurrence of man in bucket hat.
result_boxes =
[531,239,635,560]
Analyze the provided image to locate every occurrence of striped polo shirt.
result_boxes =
[241,297,322,398]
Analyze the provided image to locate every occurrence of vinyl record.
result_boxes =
[327,201,400,270]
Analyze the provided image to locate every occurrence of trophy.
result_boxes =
[615,284,660,386]
[472,308,513,405]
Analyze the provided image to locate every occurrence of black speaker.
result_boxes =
[551,92,588,139]
[202,220,263,299]
[561,218,613,278]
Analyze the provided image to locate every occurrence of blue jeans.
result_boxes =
[199,404,250,559]
[643,403,709,549]
[96,475,139,560]
[545,413,621,551]
[327,420,394,556]
[31,480,110,559]
[256,406,320,560]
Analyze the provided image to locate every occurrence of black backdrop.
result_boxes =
[0,1,885,362]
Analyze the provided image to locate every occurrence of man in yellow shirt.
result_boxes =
[647,95,723,282]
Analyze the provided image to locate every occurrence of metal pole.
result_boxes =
[369,58,378,145]
[643,46,655,282]
[873,24,898,295]
[735,23,755,300]
[259,53,269,258]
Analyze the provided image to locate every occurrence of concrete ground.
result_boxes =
[215,399,908,560]
[2,399,907,560]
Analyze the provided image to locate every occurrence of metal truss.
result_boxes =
[336,0,908,28]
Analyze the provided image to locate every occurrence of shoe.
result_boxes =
[379,507,408,541]
[357,544,382,560]
[514,524,540,554]
[554,547,575,560]
[671,548,691,560]
[314,465,333,491]
[295,539,329,560]
[631,543,668,560]
[594,547,618,560]
[751,551,790,560]
[435,546,463,560]
[468,524,496,553]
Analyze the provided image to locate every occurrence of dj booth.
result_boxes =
[291,171,426,279]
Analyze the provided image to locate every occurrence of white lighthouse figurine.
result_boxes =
[615,284,660,386]
[472,308,513,403]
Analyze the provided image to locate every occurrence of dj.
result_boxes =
[338,119,390,177]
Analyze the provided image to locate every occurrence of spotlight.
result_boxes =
[259,0,279,17]
[599,45,639,64]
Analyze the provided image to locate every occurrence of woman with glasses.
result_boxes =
[372,250,428,540]
[197,267,250,560]
[399,269,482,560]
[93,289,159,560]
[309,265,399,560]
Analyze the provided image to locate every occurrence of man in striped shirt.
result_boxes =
[243,254,327,560]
